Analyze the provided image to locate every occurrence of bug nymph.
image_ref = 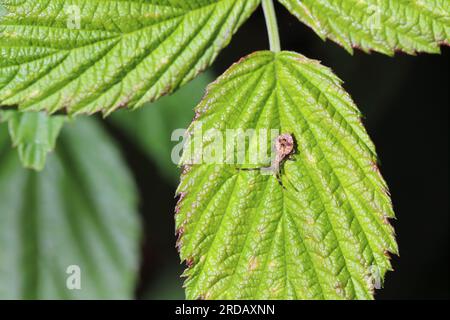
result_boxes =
[261,133,295,186]
[240,133,296,188]
[274,133,295,166]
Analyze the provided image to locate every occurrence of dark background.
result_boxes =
[110,3,449,300]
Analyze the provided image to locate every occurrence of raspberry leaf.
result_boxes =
[176,51,398,300]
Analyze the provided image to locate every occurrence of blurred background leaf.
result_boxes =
[0,117,141,299]
[109,72,214,184]
[0,111,65,171]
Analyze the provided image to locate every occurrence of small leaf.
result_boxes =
[176,51,397,300]
[110,71,215,183]
[0,110,65,171]
[0,117,141,299]
[0,0,260,115]
[278,0,450,55]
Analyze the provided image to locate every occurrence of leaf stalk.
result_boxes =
[262,0,281,52]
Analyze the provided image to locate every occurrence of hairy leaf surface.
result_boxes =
[176,51,397,300]
[0,0,259,114]
[278,0,450,55]
[0,110,65,170]
[0,118,140,299]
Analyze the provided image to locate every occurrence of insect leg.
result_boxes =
[287,154,297,161]
[238,167,260,172]
[275,172,287,189]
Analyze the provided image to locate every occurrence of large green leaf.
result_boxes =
[110,71,214,184]
[0,110,65,171]
[0,117,141,299]
[176,51,398,300]
[0,0,259,115]
[278,0,450,55]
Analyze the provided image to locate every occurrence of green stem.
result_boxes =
[262,0,281,52]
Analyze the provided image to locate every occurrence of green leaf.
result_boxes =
[278,0,450,55]
[0,0,260,115]
[0,110,65,171]
[0,117,141,299]
[110,71,215,184]
[0,3,7,19]
[176,51,398,300]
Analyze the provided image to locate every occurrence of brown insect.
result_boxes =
[240,133,296,187]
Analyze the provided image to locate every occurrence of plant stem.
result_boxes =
[262,0,281,52]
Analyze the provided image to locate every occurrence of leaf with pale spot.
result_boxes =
[176,51,398,300]
[0,117,140,299]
